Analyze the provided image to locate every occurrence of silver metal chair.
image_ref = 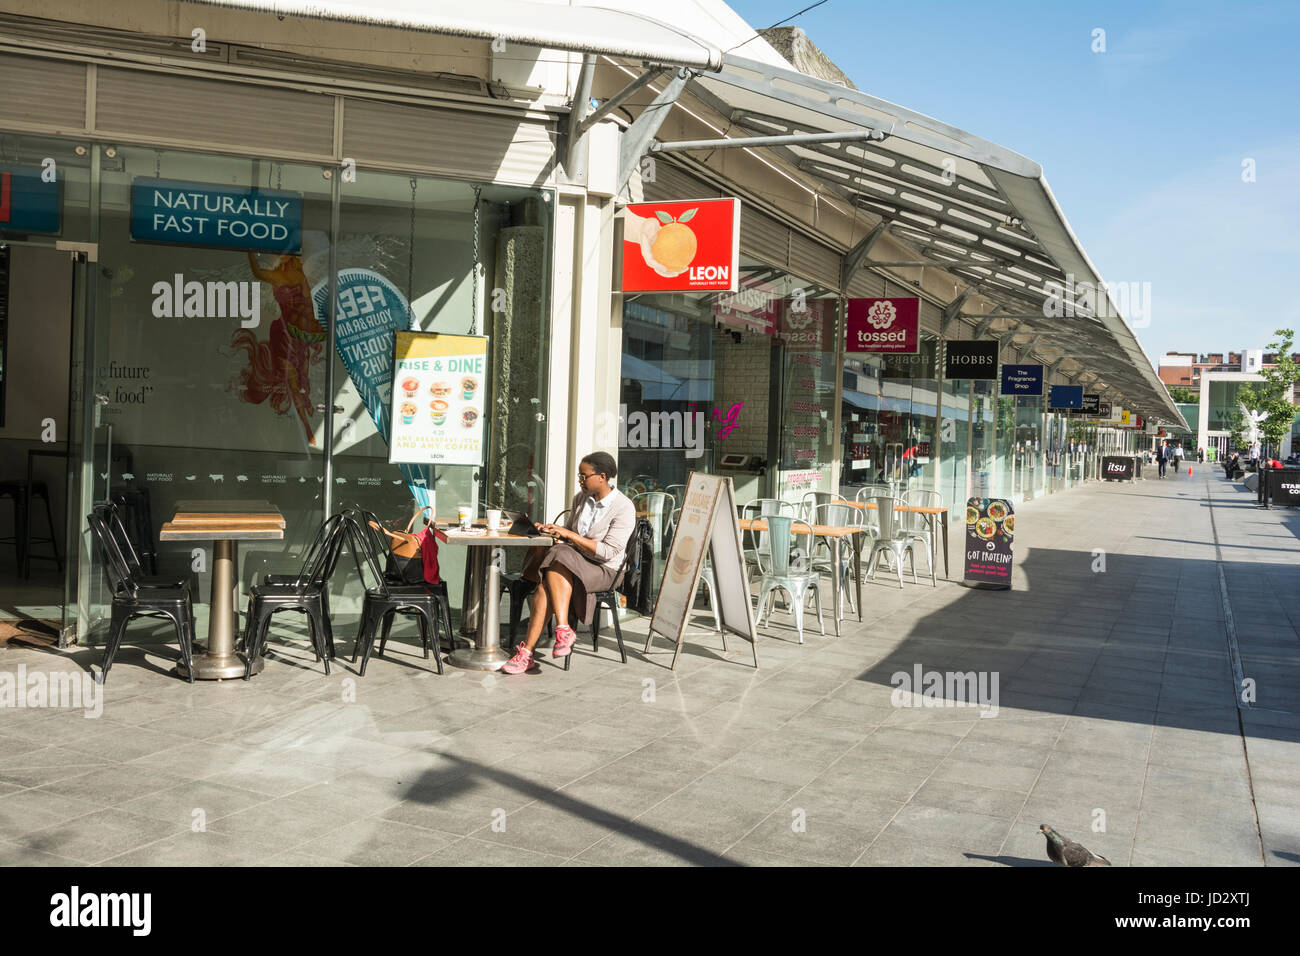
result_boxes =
[740,498,796,578]
[798,490,849,524]
[866,495,916,589]
[809,501,863,617]
[750,515,824,644]
[902,489,941,587]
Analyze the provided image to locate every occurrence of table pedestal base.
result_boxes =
[449,543,506,671]
[176,650,264,681]
[448,645,510,672]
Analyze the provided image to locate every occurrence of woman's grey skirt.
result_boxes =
[525,542,620,626]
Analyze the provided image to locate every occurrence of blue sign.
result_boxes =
[1049,385,1084,409]
[130,178,302,253]
[1001,364,1043,396]
[312,268,431,508]
[0,165,61,235]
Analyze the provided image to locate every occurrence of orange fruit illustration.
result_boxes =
[651,221,698,273]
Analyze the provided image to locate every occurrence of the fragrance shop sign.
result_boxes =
[130,178,302,253]
[845,297,919,353]
[389,331,489,466]
[620,198,740,293]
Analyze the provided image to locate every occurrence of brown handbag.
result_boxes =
[370,506,432,583]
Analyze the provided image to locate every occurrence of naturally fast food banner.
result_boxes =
[390,331,488,466]
[620,199,740,293]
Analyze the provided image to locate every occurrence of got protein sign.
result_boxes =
[962,497,1014,590]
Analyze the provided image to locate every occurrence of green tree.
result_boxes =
[1232,329,1297,453]
[1168,386,1198,403]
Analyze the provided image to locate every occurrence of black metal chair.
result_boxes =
[345,511,448,676]
[88,510,196,683]
[242,513,350,679]
[110,488,157,576]
[559,523,643,671]
[560,586,627,672]
[344,507,454,657]
[93,502,185,590]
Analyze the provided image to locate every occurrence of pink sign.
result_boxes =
[846,297,920,353]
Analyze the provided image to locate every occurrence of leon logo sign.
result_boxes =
[620,198,740,293]
[846,297,919,353]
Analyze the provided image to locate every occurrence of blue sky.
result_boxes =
[727,0,1300,365]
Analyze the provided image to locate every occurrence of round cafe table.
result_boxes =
[441,526,554,671]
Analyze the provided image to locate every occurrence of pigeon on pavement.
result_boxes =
[1039,824,1112,866]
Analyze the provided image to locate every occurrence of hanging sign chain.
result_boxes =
[154,150,161,179]
[276,162,283,191]
[407,176,418,327]
[470,185,482,336]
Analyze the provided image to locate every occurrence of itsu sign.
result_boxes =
[846,297,920,353]
[620,198,740,293]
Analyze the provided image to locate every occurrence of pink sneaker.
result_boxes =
[501,643,534,675]
[552,625,577,658]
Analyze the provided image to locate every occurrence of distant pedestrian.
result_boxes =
[1197,447,1204,463]
[1156,441,1168,478]
[1174,444,1185,474]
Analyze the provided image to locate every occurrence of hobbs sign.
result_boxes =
[845,297,919,353]
[944,340,999,380]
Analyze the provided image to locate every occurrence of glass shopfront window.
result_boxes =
[5,134,554,643]
[618,260,835,601]
[92,150,336,635]
[839,337,940,500]
[328,172,552,614]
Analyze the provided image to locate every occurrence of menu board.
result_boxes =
[961,496,1014,590]
[389,331,488,466]
[646,472,758,670]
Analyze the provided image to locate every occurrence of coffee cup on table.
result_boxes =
[486,509,502,532]
[457,506,472,531]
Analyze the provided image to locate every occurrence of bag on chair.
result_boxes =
[369,506,447,586]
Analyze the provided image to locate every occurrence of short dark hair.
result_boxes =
[581,451,618,481]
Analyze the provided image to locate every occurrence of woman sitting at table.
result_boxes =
[501,452,636,675]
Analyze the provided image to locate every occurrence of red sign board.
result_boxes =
[621,198,740,293]
[846,297,920,353]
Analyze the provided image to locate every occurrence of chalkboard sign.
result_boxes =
[961,497,1014,590]
[646,472,758,670]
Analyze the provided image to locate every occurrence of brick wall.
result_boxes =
[715,329,771,459]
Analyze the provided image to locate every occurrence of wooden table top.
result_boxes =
[847,501,947,515]
[441,529,554,547]
[161,502,285,541]
[739,518,860,538]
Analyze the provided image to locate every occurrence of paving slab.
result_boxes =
[1,473,1298,865]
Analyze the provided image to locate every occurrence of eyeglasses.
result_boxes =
[577,471,601,482]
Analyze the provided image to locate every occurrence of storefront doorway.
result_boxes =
[0,240,91,643]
